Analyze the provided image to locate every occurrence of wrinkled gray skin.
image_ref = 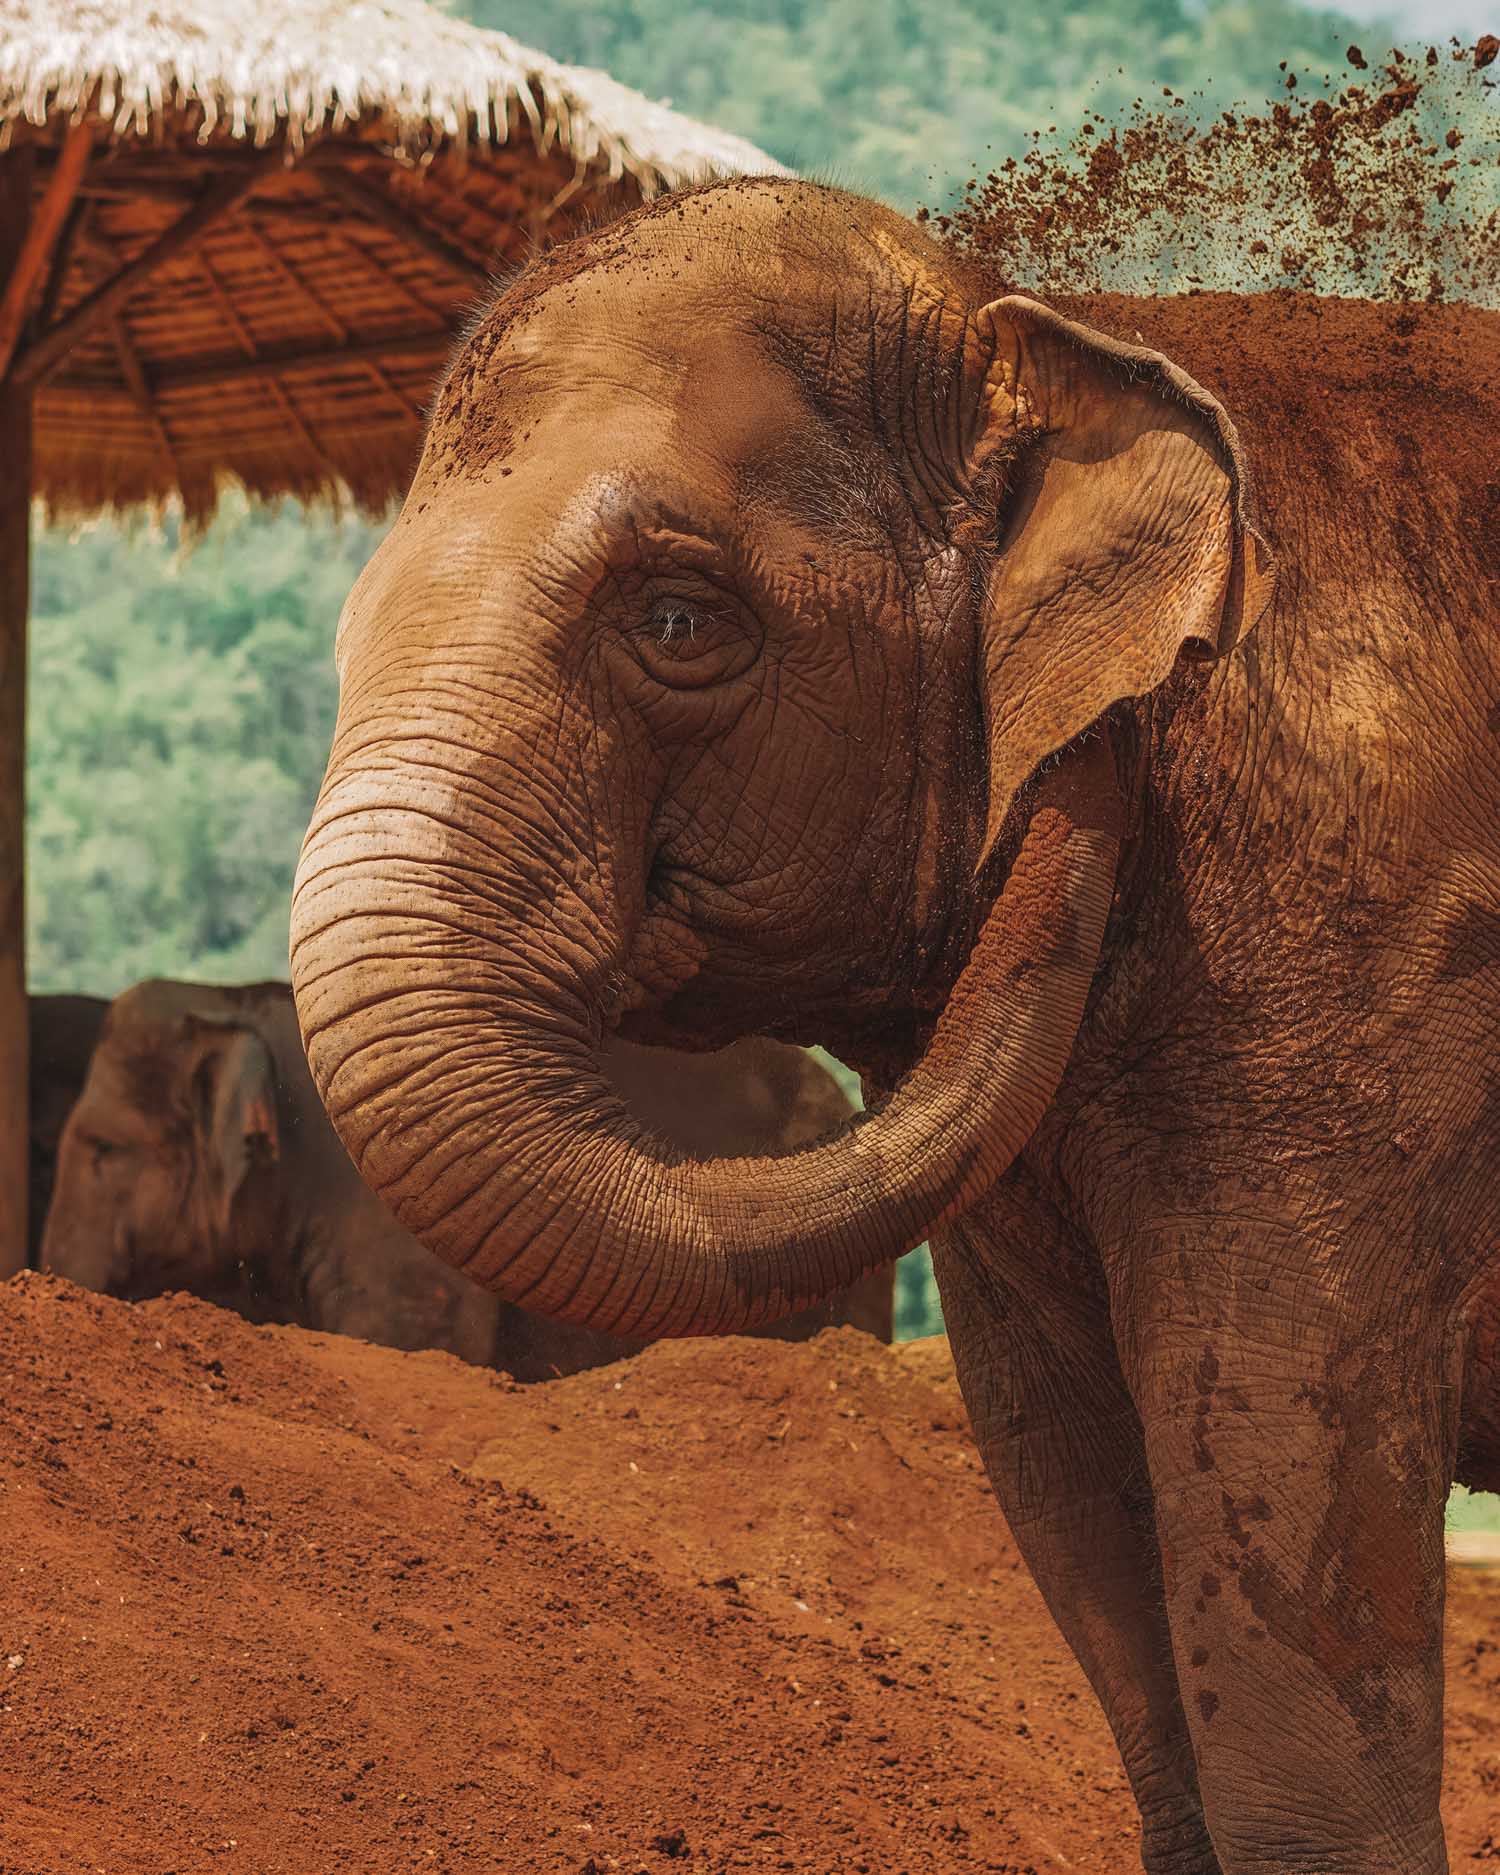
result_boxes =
[40,981,888,1373]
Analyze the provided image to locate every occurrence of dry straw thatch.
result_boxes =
[0,0,785,518]
[1,0,780,178]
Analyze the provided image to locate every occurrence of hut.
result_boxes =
[0,0,783,1272]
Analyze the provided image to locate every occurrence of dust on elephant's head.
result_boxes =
[291,177,1274,1337]
[40,981,279,1300]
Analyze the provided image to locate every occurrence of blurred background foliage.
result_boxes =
[468,0,1379,214]
[29,502,382,995]
[28,0,1450,1350]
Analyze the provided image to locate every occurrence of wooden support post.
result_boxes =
[0,147,34,1278]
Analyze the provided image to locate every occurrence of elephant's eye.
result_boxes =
[627,579,763,691]
[650,598,700,644]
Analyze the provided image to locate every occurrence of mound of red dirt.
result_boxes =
[2,1274,1498,1874]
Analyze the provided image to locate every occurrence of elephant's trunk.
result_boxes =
[291,692,1120,1338]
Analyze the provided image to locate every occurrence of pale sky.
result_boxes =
[1333,0,1497,37]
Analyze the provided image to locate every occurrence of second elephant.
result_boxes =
[28,992,109,1266]
[37,981,890,1373]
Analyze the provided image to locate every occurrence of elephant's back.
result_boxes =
[1054,289,1494,411]
[1056,290,1496,551]
[1014,293,1500,1095]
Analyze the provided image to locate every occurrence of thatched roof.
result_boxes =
[1,0,779,182]
[0,0,785,519]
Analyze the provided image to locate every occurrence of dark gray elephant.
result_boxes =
[288,176,1500,1873]
[27,993,109,1266]
[39,979,889,1371]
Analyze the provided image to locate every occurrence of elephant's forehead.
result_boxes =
[499,261,784,405]
[496,194,821,347]
[433,280,823,501]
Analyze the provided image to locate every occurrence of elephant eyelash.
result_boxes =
[624,569,763,686]
[648,598,701,644]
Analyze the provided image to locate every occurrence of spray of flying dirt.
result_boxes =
[930,39,1499,306]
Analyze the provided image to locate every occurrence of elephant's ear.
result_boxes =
[189,1023,280,1239]
[968,294,1276,868]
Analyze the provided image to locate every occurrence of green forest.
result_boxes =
[28,500,381,994]
[469,0,1374,211]
[27,0,1410,1338]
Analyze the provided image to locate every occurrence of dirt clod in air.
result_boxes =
[931,43,1499,308]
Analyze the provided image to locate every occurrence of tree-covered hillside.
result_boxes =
[464,0,1381,211]
[29,503,381,996]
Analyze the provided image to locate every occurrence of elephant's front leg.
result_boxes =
[935,1178,1222,1875]
[1117,1218,1453,1875]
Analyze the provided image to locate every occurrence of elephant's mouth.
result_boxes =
[615,858,925,1067]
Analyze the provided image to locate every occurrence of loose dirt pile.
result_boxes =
[3,1275,1498,1874]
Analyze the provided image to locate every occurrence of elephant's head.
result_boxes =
[41,981,280,1301]
[290,179,1273,1338]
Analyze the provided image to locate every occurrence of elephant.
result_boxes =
[288,174,1500,1873]
[39,979,890,1373]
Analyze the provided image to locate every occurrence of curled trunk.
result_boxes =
[291,736,1121,1339]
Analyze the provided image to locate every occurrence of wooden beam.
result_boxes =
[243,199,349,230]
[238,213,429,436]
[12,145,293,389]
[0,149,34,1276]
[240,218,347,342]
[0,121,91,381]
[69,144,311,189]
[79,176,201,202]
[312,160,491,289]
[54,328,450,396]
[111,311,182,487]
[329,220,456,328]
[192,242,344,487]
[33,196,90,334]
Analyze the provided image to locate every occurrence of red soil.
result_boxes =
[2,1274,1498,1874]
